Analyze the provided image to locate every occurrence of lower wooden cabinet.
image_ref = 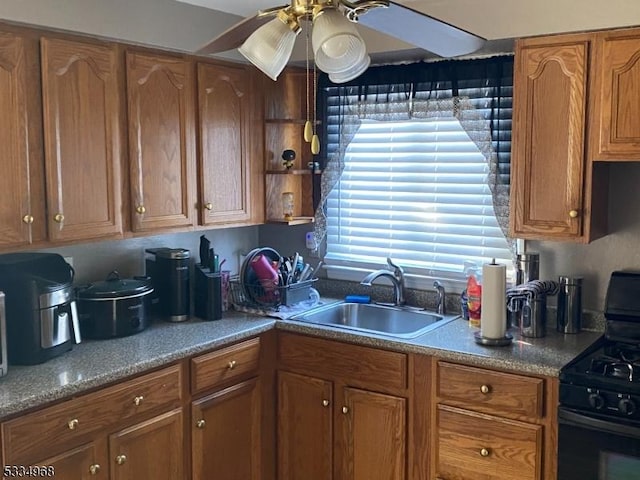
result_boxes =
[109,409,184,480]
[277,333,410,480]
[191,377,261,480]
[32,441,107,479]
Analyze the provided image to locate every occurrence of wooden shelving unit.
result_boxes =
[263,68,320,224]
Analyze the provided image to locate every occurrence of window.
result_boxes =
[318,57,514,290]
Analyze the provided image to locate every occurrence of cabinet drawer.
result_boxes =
[2,364,182,463]
[278,332,407,390]
[436,405,543,480]
[437,362,544,419]
[191,337,260,394]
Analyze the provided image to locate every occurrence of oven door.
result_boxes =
[558,407,640,480]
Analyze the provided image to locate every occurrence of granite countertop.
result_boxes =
[0,303,603,419]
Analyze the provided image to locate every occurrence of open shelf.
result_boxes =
[266,169,321,175]
[266,216,315,225]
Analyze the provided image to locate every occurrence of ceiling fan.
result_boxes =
[197,0,486,83]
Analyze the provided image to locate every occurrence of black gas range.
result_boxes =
[558,271,640,480]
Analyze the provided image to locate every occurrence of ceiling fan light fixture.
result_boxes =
[312,8,366,73]
[328,53,370,83]
[238,13,300,81]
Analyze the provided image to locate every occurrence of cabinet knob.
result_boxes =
[22,214,34,224]
[89,464,101,475]
[228,360,237,370]
[54,213,64,223]
[480,385,491,394]
[68,418,79,430]
[133,395,144,406]
[204,202,213,211]
[569,209,579,218]
[480,448,491,457]
[196,419,206,429]
[342,406,349,414]
[322,399,330,407]
[116,454,127,465]
[136,205,146,214]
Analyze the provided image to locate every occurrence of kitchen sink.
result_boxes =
[289,302,459,339]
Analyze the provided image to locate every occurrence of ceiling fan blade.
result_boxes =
[197,7,284,55]
[356,1,486,57]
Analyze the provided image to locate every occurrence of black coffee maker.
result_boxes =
[0,253,81,365]
[145,248,190,322]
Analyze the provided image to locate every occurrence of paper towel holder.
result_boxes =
[474,330,513,346]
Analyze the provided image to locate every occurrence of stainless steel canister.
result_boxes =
[510,253,540,329]
[521,295,547,338]
[556,276,583,334]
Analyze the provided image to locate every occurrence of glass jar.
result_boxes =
[282,192,294,220]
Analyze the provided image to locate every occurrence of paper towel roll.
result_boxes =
[481,260,507,339]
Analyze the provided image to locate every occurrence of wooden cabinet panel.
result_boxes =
[278,332,408,391]
[109,408,184,480]
[510,36,589,239]
[435,405,542,480]
[337,387,406,480]
[41,37,123,242]
[0,31,45,249]
[591,27,640,159]
[191,378,261,480]
[31,441,107,479]
[190,337,260,395]
[2,364,182,464]
[277,371,332,480]
[437,362,544,421]
[197,62,252,225]
[126,51,196,232]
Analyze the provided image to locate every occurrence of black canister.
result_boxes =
[556,276,583,334]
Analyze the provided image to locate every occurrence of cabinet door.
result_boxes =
[197,62,252,225]
[31,441,107,479]
[435,405,543,480]
[0,32,45,249]
[126,51,196,232]
[109,408,184,480]
[336,387,406,480]
[41,37,123,242]
[510,37,589,239]
[591,28,640,160]
[277,371,332,480]
[191,378,260,480]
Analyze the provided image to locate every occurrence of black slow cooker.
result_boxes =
[77,271,154,339]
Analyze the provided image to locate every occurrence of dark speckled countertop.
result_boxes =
[0,302,602,419]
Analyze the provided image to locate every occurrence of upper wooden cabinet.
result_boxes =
[126,51,196,232]
[510,33,608,242]
[0,31,46,249]
[196,62,253,226]
[41,37,124,242]
[590,27,640,160]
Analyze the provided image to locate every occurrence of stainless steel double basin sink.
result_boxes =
[289,302,459,339]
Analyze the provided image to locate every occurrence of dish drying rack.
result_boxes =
[230,276,317,311]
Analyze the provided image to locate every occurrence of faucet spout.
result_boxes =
[433,280,446,314]
[360,258,406,306]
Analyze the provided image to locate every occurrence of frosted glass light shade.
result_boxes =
[312,9,366,74]
[328,54,371,83]
[239,17,297,81]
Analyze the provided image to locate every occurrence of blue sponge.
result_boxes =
[345,295,371,304]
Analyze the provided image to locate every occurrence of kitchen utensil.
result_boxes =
[199,235,211,267]
[76,271,153,339]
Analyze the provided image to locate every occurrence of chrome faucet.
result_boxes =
[360,258,406,306]
[433,280,446,314]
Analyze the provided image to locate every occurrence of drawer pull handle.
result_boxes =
[134,395,144,406]
[569,209,579,218]
[89,464,101,475]
[228,360,237,370]
[342,406,349,414]
[68,418,79,430]
[136,205,146,214]
[322,399,330,407]
[480,385,491,394]
[480,448,491,457]
[54,213,64,223]
[116,454,127,465]
[22,214,34,224]
[196,419,206,429]
[205,202,213,211]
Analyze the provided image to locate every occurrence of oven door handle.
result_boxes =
[559,408,640,438]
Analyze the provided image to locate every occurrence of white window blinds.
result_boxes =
[325,117,513,288]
